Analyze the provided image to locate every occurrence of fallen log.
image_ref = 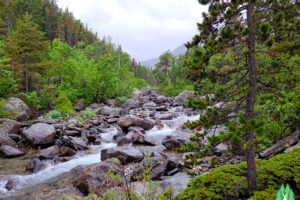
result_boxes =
[259,129,300,159]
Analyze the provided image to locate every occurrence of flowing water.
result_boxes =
[0,114,200,199]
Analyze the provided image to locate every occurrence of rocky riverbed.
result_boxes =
[0,87,205,199]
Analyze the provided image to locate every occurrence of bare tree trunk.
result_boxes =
[25,56,29,93]
[245,3,257,196]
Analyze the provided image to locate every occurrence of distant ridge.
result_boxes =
[141,44,187,69]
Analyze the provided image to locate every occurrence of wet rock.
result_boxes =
[113,131,125,141]
[58,146,76,157]
[155,113,173,120]
[133,118,155,130]
[128,126,145,134]
[2,97,32,121]
[35,145,59,160]
[73,158,121,196]
[130,157,168,181]
[64,130,80,136]
[5,178,18,191]
[101,146,144,164]
[62,136,88,151]
[98,106,122,117]
[0,145,25,158]
[106,118,118,124]
[26,158,45,173]
[74,99,85,111]
[54,157,72,163]
[171,91,195,106]
[118,116,135,130]
[121,97,141,109]
[155,106,168,112]
[162,135,186,150]
[9,134,22,143]
[117,131,156,146]
[22,123,56,145]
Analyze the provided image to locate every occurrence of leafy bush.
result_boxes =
[175,148,300,200]
[21,91,42,109]
[0,98,12,118]
[82,111,95,119]
[46,110,61,119]
[54,91,74,114]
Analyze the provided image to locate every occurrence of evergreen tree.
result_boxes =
[184,0,299,195]
[5,13,48,93]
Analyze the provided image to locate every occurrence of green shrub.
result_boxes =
[116,96,127,104]
[21,91,42,109]
[82,111,95,119]
[175,148,300,200]
[54,91,74,114]
[46,110,61,119]
[0,98,12,118]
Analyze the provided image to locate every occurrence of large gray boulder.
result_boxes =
[171,91,195,106]
[162,135,186,150]
[117,131,156,146]
[0,119,20,146]
[73,158,121,196]
[121,97,141,109]
[62,136,88,151]
[101,146,144,164]
[35,145,59,160]
[98,106,122,117]
[22,123,56,145]
[2,97,32,121]
[130,157,168,181]
[134,118,155,130]
[0,145,25,158]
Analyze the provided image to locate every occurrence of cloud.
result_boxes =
[57,0,207,61]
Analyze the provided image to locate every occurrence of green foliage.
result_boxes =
[46,110,61,120]
[21,91,42,109]
[0,98,12,118]
[176,148,300,200]
[81,111,95,119]
[53,91,74,114]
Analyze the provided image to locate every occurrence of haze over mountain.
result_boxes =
[141,44,187,69]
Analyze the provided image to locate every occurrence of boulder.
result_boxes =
[0,119,18,146]
[128,126,145,134]
[2,97,32,121]
[142,102,157,109]
[106,118,118,124]
[0,145,25,158]
[155,113,173,120]
[35,145,59,160]
[98,106,122,117]
[130,157,168,181]
[73,158,121,196]
[133,118,155,130]
[86,129,102,145]
[5,178,18,191]
[62,136,88,151]
[58,146,76,157]
[139,86,153,96]
[162,135,186,150]
[155,95,168,104]
[101,146,144,164]
[213,142,230,155]
[118,117,135,132]
[26,158,45,173]
[117,131,156,146]
[121,97,141,109]
[0,118,21,134]
[22,123,56,145]
[155,106,168,112]
[171,91,195,106]
[74,99,85,111]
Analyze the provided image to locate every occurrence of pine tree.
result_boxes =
[184,0,299,196]
[5,13,48,93]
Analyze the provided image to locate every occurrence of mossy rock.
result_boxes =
[175,148,300,200]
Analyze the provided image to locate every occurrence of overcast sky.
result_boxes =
[56,0,207,62]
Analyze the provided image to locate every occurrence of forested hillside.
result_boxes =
[0,0,154,114]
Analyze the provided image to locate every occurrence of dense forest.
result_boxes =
[0,0,158,115]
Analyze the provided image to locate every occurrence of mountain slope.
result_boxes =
[141,44,187,69]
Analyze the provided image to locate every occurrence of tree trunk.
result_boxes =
[25,56,29,93]
[245,2,257,196]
